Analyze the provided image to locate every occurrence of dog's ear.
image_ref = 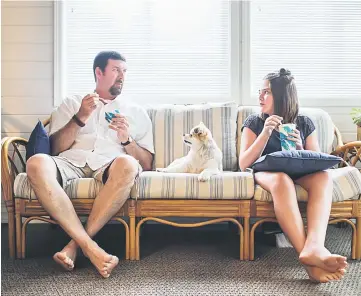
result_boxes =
[199,121,205,126]
[194,127,199,134]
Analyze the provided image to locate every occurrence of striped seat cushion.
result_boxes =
[14,173,103,200]
[130,171,254,200]
[146,102,238,171]
[237,106,335,155]
[254,166,361,202]
[14,171,254,201]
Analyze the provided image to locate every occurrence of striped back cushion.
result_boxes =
[237,106,335,155]
[146,102,238,171]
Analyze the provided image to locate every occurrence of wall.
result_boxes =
[1,1,358,222]
[1,1,53,222]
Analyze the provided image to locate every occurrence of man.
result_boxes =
[26,51,154,278]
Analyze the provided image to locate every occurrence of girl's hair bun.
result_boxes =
[279,68,291,76]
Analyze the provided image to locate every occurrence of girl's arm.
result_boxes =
[304,131,321,152]
[238,128,270,171]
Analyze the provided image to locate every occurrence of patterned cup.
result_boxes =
[279,123,296,151]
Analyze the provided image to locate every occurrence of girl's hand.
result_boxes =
[262,115,283,136]
[287,129,303,150]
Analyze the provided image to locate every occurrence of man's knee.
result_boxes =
[107,155,139,185]
[26,154,56,180]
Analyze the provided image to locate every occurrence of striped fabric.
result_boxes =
[254,166,361,202]
[130,171,254,200]
[146,102,238,171]
[14,173,103,200]
[237,106,335,155]
[15,171,254,201]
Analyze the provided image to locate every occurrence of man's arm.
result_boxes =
[123,141,153,171]
[50,93,99,155]
[50,117,82,155]
[109,111,154,171]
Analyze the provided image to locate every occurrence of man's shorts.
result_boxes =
[50,156,114,188]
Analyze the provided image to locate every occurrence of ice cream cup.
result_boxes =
[279,123,296,151]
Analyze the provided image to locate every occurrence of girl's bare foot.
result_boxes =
[83,242,119,278]
[305,265,346,283]
[299,246,347,272]
[53,243,77,271]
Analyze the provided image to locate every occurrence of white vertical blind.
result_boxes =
[63,0,231,101]
[250,0,361,101]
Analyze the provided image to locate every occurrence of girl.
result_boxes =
[239,68,347,283]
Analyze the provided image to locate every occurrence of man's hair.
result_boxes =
[93,51,126,81]
[263,68,299,124]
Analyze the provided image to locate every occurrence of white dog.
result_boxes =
[156,122,223,181]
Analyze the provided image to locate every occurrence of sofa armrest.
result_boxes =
[1,136,28,212]
[331,141,361,167]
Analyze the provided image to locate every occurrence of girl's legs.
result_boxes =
[255,172,346,282]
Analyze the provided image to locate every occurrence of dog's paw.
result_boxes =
[198,171,211,182]
[156,168,167,173]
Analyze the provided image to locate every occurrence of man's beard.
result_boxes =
[109,84,122,96]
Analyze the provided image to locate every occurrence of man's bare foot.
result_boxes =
[53,244,77,271]
[83,242,119,278]
[305,265,346,283]
[299,246,347,272]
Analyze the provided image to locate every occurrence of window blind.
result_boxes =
[250,0,361,101]
[63,0,231,100]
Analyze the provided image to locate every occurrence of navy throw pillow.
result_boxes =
[26,120,51,161]
[251,150,342,179]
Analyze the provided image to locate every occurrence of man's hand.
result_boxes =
[109,114,130,143]
[76,93,100,122]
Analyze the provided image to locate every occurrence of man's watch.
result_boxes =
[121,136,133,147]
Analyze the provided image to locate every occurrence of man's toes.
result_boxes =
[100,269,110,278]
[53,253,74,271]
[67,261,74,268]
[110,255,119,264]
[55,252,66,260]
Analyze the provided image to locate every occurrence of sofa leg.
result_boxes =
[250,218,278,261]
[129,215,136,260]
[357,217,361,260]
[244,217,250,261]
[8,210,16,259]
[15,212,22,259]
[111,217,130,260]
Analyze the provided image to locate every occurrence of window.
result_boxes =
[247,0,361,105]
[55,1,361,106]
[55,0,235,105]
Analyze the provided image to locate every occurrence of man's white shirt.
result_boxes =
[49,95,154,170]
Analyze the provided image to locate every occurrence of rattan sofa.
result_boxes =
[2,103,361,261]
